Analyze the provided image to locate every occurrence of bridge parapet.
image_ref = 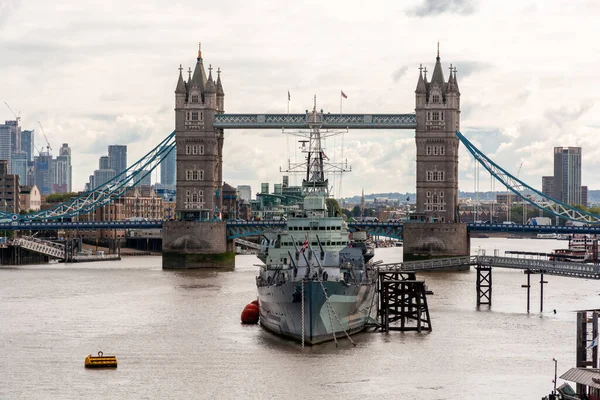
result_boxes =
[213,113,416,129]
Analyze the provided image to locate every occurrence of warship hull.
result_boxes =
[258,280,376,345]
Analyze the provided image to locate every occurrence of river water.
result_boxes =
[1,237,599,399]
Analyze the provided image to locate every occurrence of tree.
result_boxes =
[326,198,342,217]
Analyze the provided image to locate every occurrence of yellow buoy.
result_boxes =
[84,351,118,368]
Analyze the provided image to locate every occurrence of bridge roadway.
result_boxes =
[378,255,600,280]
[2,220,600,239]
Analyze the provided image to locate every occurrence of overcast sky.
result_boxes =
[1,0,599,198]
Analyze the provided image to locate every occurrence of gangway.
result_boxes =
[12,236,65,259]
[235,238,260,250]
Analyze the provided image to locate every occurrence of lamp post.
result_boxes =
[552,357,558,395]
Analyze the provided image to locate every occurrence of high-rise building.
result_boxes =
[0,124,12,168]
[581,186,588,208]
[93,169,116,188]
[160,149,176,185]
[542,176,554,198]
[99,155,110,170]
[52,143,72,193]
[5,120,20,155]
[21,130,34,162]
[34,153,53,195]
[108,145,127,176]
[138,170,151,187]
[10,152,28,186]
[237,185,252,202]
[553,147,582,206]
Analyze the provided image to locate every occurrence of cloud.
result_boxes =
[409,0,476,17]
[0,0,20,31]
[391,66,409,83]
[454,61,492,78]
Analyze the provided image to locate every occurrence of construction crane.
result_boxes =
[37,121,52,155]
[4,101,21,123]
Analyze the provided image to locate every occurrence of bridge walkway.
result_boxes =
[235,238,261,250]
[11,236,66,259]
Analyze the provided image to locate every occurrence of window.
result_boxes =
[433,171,439,181]
[441,112,444,121]
[186,145,191,155]
[191,95,199,103]
[426,191,431,197]
[427,171,433,181]
[199,112,204,121]
[432,111,440,121]
[199,170,204,180]
[433,146,438,155]
[427,112,431,121]
[192,112,198,121]
[432,94,440,103]
[186,112,191,121]
[192,145,198,155]
[440,171,444,181]
[440,191,444,197]
[192,171,198,180]
[199,145,204,155]
[186,170,192,180]
[440,146,445,155]
[192,192,198,203]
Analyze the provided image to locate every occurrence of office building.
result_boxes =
[160,149,176,185]
[581,186,588,208]
[237,185,252,203]
[53,143,72,193]
[34,153,53,195]
[542,176,554,198]
[10,152,28,186]
[0,124,12,168]
[21,130,34,162]
[137,170,151,187]
[108,145,127,175]
[0,160,20,213]
[99,155,110,170]
[553,147,582,205]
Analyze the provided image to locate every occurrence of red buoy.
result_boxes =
[241,303,259,324]
[250,299,259,307]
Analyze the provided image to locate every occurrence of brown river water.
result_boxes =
[1,238,599,399]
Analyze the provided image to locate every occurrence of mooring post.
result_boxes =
[521,270,531,313]
[540,273,547,313]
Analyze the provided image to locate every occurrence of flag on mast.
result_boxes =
[288,91,291,101]
[341,90,347,99]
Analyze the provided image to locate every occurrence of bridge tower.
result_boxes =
[404,46,469,263]
[163,44,234,269]
[415,47,460,223]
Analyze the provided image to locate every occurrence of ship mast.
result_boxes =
[282,96,350,197]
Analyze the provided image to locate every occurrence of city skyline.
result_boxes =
[1,1,599,196]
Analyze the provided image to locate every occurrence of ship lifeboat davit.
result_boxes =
[84,351,118,368]
[241,302,259,324]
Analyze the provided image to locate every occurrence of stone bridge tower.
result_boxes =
[415,47,460,223]
[403,47,468,263]
[163,44,233,269]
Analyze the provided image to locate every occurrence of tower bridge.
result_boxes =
[4,44,600,268]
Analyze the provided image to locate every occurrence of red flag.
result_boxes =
[321,150,329,160]
[341,90,347,99]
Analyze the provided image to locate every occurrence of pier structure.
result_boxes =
[379,254,600,312]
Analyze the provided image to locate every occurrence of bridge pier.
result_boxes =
[162,221,235,269]
[402,222,470,268]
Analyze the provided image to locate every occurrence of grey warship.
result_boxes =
[256,106,377,345]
